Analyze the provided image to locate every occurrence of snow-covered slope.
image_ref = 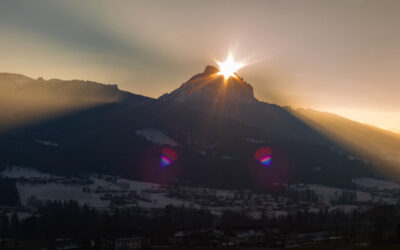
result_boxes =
[1,166,52,179]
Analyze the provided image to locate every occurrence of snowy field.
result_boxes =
[17,182,108,207]
[2,166,399,215]
[2,166,195,209]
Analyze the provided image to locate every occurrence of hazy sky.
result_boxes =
[1,0,400,131]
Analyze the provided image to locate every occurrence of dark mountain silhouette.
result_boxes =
[0,68,399,189]
[159,66,400,176]
[0,73,151,132]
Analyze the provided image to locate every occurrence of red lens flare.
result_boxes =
[254,147,272,166]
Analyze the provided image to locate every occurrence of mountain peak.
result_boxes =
[159,65,258,104]
[203,65,220,74]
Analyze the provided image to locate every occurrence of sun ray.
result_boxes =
[216,54,245,79]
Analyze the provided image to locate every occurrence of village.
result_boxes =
[2,166,400,249]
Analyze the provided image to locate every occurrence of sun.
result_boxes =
[217,54,244,79]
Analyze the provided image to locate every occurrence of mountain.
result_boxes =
[0,73,151,104]
[159,66,327,144]
[0,73,33,89]
[0,69,399,189]
[0,73,152,132]
[159,66,400,173]
[159,65,257,104]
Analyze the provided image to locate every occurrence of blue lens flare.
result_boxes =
[160,147,178,168]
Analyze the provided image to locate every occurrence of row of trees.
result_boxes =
[0,177,19,206]
[2,200,400,245]
[0,200,213,243]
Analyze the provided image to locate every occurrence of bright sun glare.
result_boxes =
[217,54,244,79]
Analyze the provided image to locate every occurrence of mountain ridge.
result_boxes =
[0,70,395,138]
[1,70,400,188]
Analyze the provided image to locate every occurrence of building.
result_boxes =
[51,239,83,250]
[169,226,284,247]
[101,236,149,250]
[169,228,211,246]
[223,226,284,247]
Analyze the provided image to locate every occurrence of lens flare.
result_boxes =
[254,147,272,166]
[160,156,172,168]
[160,147,178,168]
[216,54,244,79]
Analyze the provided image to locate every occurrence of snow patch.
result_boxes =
[313,166,322,172]
[35,139,59,147]
[246,138,264,144]
[348,155,356,160]
[353,177,399,190]
[136,129,179,146]
[221,155,239,160]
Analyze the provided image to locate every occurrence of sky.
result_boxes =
[1,0,400,132]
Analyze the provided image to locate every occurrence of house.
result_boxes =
[101,236,149,250]
[100,230,150,250]
[51,239,83,250]
[223,226,284,247]
[228,226,267,246]
[169,226,284,247]
[169,228,211,246]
